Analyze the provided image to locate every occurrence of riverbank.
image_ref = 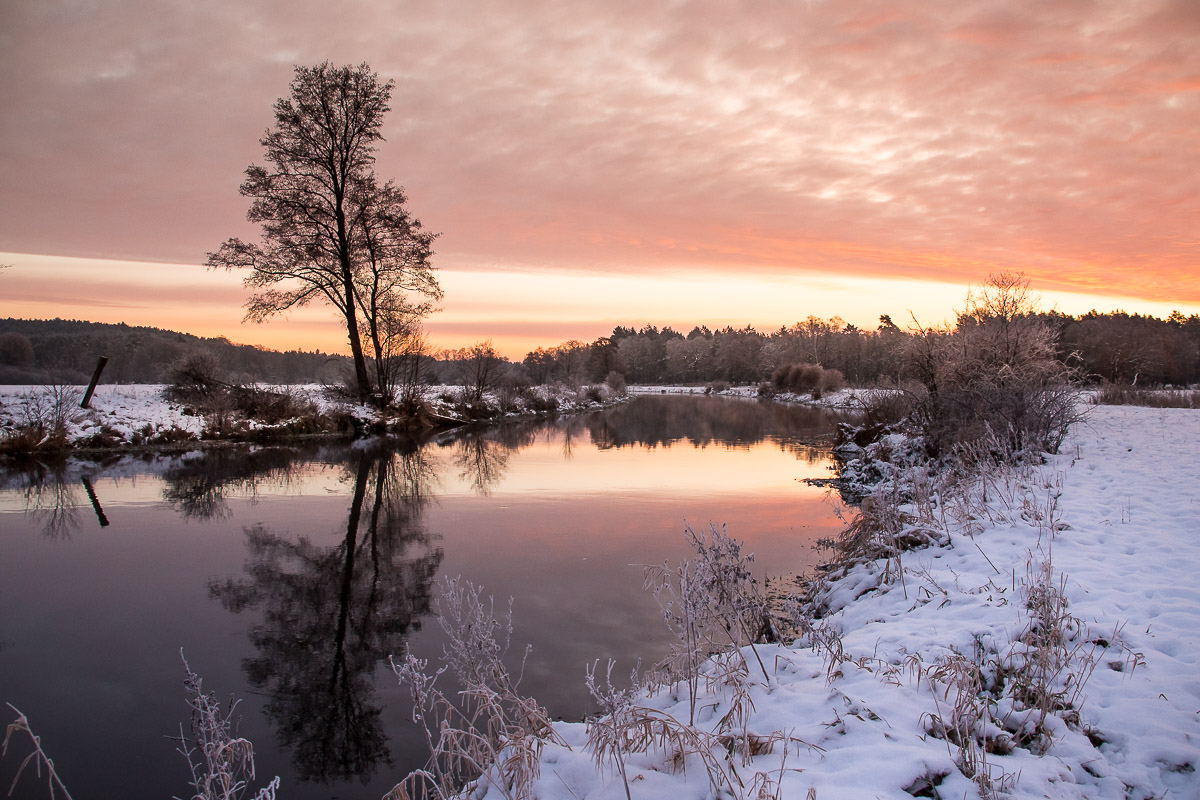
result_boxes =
[461,403,1199,799]
[629,383,871,410]
[0,382,627,455]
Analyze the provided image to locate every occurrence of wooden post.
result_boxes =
[81,475,110,528]
[81,356,108,409]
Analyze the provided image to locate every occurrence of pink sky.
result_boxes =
[2,0,1198,358]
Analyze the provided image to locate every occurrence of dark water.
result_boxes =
[0,395,847,800]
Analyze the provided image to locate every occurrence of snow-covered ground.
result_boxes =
[0,382,624,448]
[462,404,1199,800]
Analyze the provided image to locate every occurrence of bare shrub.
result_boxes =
[0,383,83,454]
[902,274,1083,459]
[389,577,563,800]
[165,353,228,405]
[818,367,844,396]
[605,370,627,395]
[3,704,73,800]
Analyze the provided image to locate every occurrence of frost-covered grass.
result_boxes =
[398,403,1200,800]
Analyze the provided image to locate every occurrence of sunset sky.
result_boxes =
[2,0,1198,359]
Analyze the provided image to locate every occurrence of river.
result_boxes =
[0,394,850,799]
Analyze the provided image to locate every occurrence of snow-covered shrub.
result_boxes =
[0,384,83,454]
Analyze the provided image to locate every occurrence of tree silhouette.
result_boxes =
[207,63,439,399]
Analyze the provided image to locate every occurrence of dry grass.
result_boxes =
[1093,384,1200,408]
[175,652,279,800]
[643,522,774,717]
[389,577,564,800]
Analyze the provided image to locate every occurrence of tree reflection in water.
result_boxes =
[588,394,843,462]
[208,443,443,785]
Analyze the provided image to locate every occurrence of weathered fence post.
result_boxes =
[81,356,108,409]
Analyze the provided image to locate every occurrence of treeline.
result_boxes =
[519,310,1200,388]
[0,318,350,385]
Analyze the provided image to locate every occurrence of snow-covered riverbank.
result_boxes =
[470,403,1199,800]
[0,382,625,450]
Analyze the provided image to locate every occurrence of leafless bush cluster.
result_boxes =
[163,354,325,436]
[0,384,82,455]
[770,362,844,399]
[900,273,1084,460]
[389,577,563,800]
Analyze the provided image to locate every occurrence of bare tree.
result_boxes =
[447,341,506,401]
[208,62,437,400]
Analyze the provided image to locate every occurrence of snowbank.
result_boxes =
[455,404,1199,800]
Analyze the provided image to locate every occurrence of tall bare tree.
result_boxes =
[208,62,438,399]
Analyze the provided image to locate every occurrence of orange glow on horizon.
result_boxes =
[4,252,1200,362]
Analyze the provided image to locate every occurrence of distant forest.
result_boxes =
[3,309,1198,388]
[521,310,1200,388]
[0,318,351,385]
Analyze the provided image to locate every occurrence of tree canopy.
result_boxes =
[208,62,440,400]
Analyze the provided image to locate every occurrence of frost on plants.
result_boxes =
[2,703,73,800]
[175,651,279,800]
[389,576,563,800]
[643,522,773,722]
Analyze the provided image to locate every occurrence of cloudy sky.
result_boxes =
[2,0,1198,357]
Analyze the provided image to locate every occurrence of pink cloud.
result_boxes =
[0,0,1197,309]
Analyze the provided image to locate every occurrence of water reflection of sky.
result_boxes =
[0,396,849,800]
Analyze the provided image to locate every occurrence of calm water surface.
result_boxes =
[0,395,847,799]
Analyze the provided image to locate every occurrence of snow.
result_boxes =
[456,404,1200,800]
[0,383,625,448]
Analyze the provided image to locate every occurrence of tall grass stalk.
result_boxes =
[2,704,73,800]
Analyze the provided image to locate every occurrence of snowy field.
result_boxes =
[463,403,1199,800]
